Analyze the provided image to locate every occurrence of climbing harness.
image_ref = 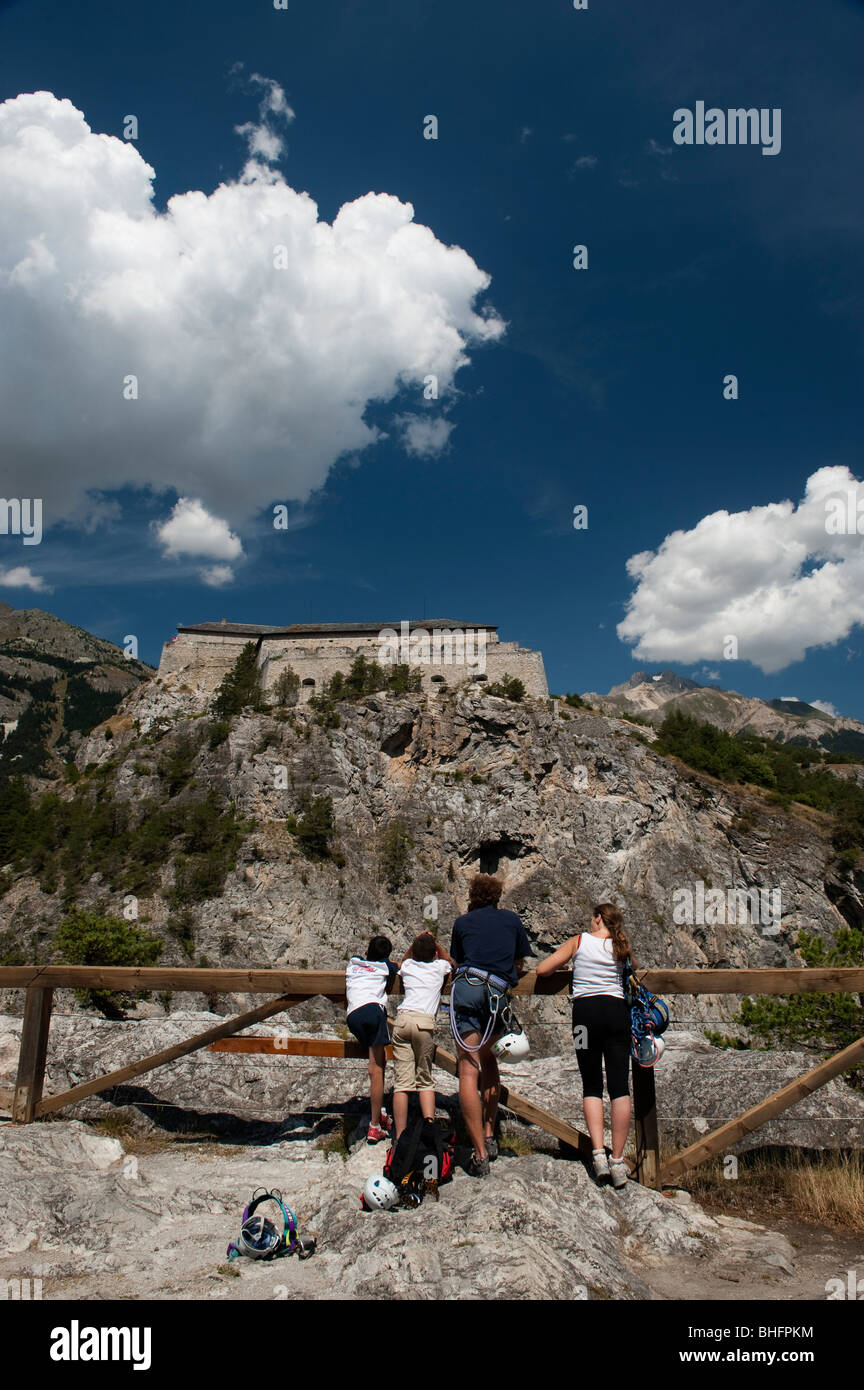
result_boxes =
[227,1188,315,1261]
[448,966,513,1053]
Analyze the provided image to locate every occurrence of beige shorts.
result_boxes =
[392,1010,437,1091]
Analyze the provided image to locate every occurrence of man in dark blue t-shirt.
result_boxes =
[449,874,533,1176]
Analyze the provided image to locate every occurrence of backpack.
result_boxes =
[383,1116,455,1207]
[623,959,670,1065]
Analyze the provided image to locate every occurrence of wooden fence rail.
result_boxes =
[1,966,862,1188]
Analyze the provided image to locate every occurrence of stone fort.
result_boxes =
[158,618,549,702]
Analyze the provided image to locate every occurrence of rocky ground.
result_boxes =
[0,1115,816,1303]
[1,1009,862,1302]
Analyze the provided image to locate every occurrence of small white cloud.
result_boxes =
[396,414,454,458]
[201,564,235,588]
[0,565,50,592]
[234,73,295,171]
[810,699,840,717]
[572,155,598,171]
[647,138,673,157]
[779,695,799,702]
[520,127,533,144]
[156,498,244,567]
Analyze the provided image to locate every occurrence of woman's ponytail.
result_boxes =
[593,902,635,965]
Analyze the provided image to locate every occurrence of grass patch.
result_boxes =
[679,1146,864,1233]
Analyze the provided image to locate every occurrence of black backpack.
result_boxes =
[383,1116,455,1207]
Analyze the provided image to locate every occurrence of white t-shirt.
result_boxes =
[397,958,450,1016]
[570,933,625,1000]
[345,957,393,1014]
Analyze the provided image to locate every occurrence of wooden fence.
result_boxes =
[1,965,862,1188]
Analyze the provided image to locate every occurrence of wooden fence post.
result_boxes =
[632,1060,660,1188]
[12,986,54,1124]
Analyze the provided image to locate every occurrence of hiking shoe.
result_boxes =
[468,1151,490,1178]
[379,1110,393,1133]
[485,1137,499,1162]
[592,1149,610,1181]
[367,1125,389,1144]
[610,1159,629,1189]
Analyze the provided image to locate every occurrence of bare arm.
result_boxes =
[534,937,580,977]
[435,940,455,967]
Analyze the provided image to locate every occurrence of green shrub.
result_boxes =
[379,820,414,893]
[55,909,163,1018]
[486,674,525,701]
[272,667,300,707]
[287,791,336,861]
[208,719,231,749]
[212,643,265,717]
[736,928,864,1084]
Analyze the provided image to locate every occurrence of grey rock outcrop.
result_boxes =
[0,1113,798,1302]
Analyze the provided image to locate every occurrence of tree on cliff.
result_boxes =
[212,642,264,717]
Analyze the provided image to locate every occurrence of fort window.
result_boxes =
[301,678,315,687]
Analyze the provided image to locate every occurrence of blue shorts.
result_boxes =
[450,973,508,1042]
[347,1003,390,1049]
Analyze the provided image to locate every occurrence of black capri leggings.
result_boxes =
[571,995,631,1101]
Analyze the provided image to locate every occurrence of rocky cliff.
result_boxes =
[2,666,862,1040]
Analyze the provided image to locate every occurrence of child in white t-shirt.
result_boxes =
[346,935,397,1142]
[392,932,453,1139]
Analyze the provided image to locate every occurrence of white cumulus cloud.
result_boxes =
[0,90,504,551]
[618,467,864,674]
[155,497,244,584]
[0,565,50,592]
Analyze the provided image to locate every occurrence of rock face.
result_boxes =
[0,1114,798,1302]
[3,679,862,1042]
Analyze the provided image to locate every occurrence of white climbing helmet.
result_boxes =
[492,1029,530,1063]
[362,1175,399,1211]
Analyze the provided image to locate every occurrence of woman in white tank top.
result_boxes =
[536,904,633,1189]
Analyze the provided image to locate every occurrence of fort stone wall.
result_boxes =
[157,625,549,702]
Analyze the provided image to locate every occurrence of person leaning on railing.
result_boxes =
[448,873,533,1177]
[535,903,633,1189]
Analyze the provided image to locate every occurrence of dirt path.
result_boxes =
[642,1215,864,1301]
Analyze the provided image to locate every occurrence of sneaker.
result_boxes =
[592,1148,610,1181]
[379,1110,393,1133]
[468,1151,490,1178]
[610,1158,629,1189]
[484,1136,499,1162]
[367,1125,388,1144]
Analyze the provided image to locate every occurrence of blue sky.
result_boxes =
[1,0,863,716]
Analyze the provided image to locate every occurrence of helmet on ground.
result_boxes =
[492,1029,530,1062]
[237,1214,282,1259]
[362,1175,399,1211]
